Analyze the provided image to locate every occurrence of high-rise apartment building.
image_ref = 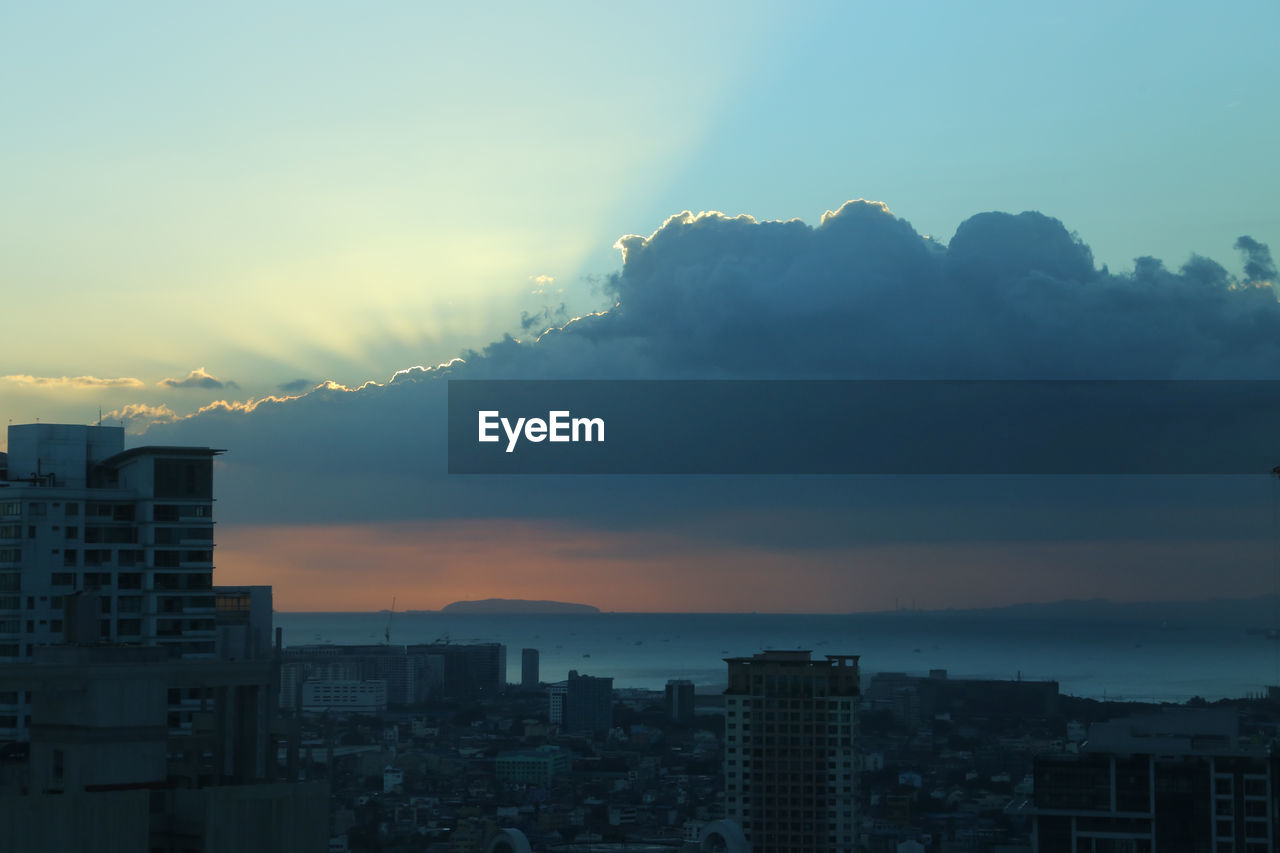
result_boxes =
[723,650,861,853]
[521,647,539,689]
[665,678,695,725]
[548,670,613,736]
[0,423,222,738]
[565,670,613,735]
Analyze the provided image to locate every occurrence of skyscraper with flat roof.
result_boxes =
[549,670,612,735]
[723,650,861,853]
[665,678,695,725]
[521,647,539,689]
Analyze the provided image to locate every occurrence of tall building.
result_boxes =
[548,681,567,725]
[548,670,613,735]
[0,423,223,739]
[521,647,539,689]
[723,650,861,853]
[665,678,695,725]
[1028,709,1279,852]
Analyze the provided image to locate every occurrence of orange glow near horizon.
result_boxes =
[213,519,1273,613]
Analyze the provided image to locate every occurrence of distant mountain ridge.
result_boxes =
[865,594,1280,629]
[440,598,600,614]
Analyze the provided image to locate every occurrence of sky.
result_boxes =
[3,2,1280,611]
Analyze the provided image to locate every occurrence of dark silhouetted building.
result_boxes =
[522,647,539,689]
[1027,709,1278,852]
[282,640,506,708]
[551,670,613,735]
[408,641,506,698]
[724,650,861,853]
[666,678,695,725]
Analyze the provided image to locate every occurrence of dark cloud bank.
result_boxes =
[145,201,1280,548]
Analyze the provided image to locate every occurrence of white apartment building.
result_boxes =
[0,423,223,738]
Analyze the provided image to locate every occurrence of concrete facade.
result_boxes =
[0,423,224,739]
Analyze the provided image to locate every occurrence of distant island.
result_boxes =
[441,598,600,615]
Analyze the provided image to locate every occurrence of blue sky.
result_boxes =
[3,3,1279,610]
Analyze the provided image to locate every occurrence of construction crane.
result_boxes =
[385,596,396,645]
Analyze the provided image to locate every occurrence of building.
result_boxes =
[495,745,572,786]
[214,585,274,661]
[521,647,539,689]
[564,670,613,735]
[300,679,388,715]
[280,641,502,708]
[1027,709,1279,852]
[407,641,506,698]
[865,669,1059,729]
[548,681,567,724]
[282,644,418,707]
[724,650,861,853]
[0,643,327,852]
[0,423,224,739]
[666,678,696,725]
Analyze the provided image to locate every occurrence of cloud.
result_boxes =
[1235,235,1276,284]
[276,378,313,393]
[2,374,144,389]
[519,303,568,332]
[388,360,463,384]
[158,367,239,390]
[102,402,179,432]
[140,201,1280,594]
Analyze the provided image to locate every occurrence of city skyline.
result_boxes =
[4,4,1280,612]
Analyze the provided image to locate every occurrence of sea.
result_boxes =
[274,610,1280,703]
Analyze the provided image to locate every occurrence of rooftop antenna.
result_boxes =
[385,596,396,644]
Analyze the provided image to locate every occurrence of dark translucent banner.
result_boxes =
[446,380,1280,475]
